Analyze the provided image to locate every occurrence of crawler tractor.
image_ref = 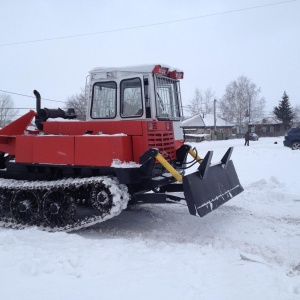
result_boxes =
[0,64,243,232]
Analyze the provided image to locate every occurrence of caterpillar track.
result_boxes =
[0,176,130,232]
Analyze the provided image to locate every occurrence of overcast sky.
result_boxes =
[1,0,299,118]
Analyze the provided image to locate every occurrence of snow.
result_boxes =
[97,133,127,137]
[200,113,234,127]
[185,133,210,137]
[182,113,234,127]
[47,118,80,122]
[111,159,141,168]
[1,137,300,300]
[182,114,205,126]
[90,64,178,74]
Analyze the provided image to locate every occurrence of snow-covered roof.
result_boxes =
[181,115,205,127]
[249,117,283,125]
[89,64,184,80]
[182,114,235,127]
[90,64,183,74]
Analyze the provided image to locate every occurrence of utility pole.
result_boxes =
[214,99,217,140]
[248,97,251,124]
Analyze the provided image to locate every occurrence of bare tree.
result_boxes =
[219,76,265,129]
[65,88,87,120]
[293,104,300,125]
[203,88,215,115]
[0,93,19,127]
[186,88,215,117]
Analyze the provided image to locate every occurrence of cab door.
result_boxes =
[118,75,145,119]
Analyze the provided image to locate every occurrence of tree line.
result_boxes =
[0,76,298,129]
[186,75,299,129]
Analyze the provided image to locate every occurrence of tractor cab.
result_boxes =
[87,64,184,122]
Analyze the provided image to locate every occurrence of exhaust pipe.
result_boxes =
[33,90,43,130]
[33,90,41,112]
[33,90,77,130]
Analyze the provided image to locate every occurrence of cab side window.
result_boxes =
[120,78,143,117]
[91,81,117,119]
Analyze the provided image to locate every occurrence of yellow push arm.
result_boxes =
[188,148,203,164]
[155,153,183,182]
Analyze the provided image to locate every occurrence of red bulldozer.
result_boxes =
[0,64,243,232]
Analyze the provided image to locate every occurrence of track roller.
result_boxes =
[10,190,40,225]
[42,190,76,228]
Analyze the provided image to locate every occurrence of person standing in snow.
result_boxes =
[244,130,250,146]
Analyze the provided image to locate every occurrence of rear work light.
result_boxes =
[169,70,184,79]
[152,65,169,76]
[152,65,184,79]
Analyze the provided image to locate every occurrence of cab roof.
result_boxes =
[89,64,184,80]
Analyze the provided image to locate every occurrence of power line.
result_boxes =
[1,108,35,110]
[0,89,65,103]
[0,0,297,47]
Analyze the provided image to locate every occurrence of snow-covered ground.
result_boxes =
[1,137,299,300]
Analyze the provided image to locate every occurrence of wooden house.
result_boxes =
[181,114,236,142]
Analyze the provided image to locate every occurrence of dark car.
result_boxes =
[249,132,259,141]
[283,126,300,150]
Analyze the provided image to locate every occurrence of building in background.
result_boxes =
[248,117,285,137]
[181,114,235,142]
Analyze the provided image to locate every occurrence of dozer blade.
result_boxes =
[182,148,243,217]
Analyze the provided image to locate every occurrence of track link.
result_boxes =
[0,176,130,232]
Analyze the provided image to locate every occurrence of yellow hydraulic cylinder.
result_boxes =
[155,153,183,182]
[188,148,203,164]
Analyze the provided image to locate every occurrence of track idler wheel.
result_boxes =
[42,190,76,228]
[10,190,40,224]
[90,184,113,215]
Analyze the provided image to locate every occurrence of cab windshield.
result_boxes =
[155,75,182,119]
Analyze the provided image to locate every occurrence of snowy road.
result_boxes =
[0,137,299,299]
